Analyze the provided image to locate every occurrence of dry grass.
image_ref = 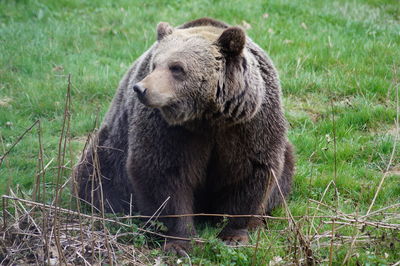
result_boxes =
[1,190,399,264]
[1,192,152,265]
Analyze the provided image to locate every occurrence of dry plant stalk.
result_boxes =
[271,169,317,265]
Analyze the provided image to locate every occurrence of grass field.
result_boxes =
[0,0,399,264]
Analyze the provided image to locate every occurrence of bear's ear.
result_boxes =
[157,22,174,41]
[216,27,246,56]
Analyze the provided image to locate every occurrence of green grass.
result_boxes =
[1,0,399,264]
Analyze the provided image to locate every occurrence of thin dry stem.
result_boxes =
[271,169,317,265]
[0,120,39,168]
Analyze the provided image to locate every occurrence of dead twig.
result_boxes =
[0,120,39,168]
[271,169,317,265]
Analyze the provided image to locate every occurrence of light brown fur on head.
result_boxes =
[176,26,225,42]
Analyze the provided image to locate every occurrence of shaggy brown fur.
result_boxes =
[74,17,295,254]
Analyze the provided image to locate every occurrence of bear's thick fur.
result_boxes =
[74,18,294,253]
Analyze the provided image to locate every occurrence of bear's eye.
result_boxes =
[169,64,185,75]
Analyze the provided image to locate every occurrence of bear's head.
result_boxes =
[132,22,264,126]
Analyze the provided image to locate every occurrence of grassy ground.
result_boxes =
[1,0,399,264]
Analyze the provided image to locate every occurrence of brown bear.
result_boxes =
[74,18,294,254]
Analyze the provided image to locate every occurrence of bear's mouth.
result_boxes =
[136,92,176,109]
[137,96,168,109]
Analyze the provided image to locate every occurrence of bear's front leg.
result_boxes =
[129,166,197,254]
[211,167,270,246]
[127,116,212,254]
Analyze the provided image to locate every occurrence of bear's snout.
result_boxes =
[133,84,147,95]
[133,84,148,104]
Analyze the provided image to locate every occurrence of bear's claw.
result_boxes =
[164,240,191,256]
[219,229,249,246]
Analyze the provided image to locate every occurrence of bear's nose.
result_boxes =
[133,84,148,104]
[133,84,147,96]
